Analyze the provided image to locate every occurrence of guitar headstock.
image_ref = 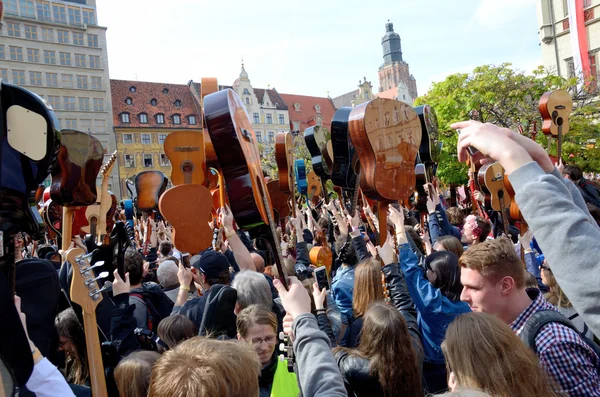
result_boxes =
[529,120,538,142]
[101,151,118,178]
[539,90,573,136]
[67,248,104,314]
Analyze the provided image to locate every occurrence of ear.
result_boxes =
[234,302,241,315]
[499,276,516,296]
[236,333,242,341]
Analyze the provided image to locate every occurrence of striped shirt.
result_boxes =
[510,289,600,396]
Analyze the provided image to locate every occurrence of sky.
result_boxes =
[99,0,542,99]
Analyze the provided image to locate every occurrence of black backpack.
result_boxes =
[520,309,600,370]
[130,283,174,331]
[199,284,237,338]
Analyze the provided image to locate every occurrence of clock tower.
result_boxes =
[378,21,418,101]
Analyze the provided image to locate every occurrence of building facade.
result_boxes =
[278,92,337,133]
[377,21,418,101]
[110,80,202,197]
[332,77,375,109]
[0,0,119,195]
[536,0,599,82]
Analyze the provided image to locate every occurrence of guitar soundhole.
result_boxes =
[498,190,504,199]
[181,162,194,173]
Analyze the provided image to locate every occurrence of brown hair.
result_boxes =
[543,268,572,308]
[435,235,464,258]
[523,271,539,290]
[115,351,160,397]
[442,312,558,397]
[236,304,277,338]
[459,238,524,288]
[148,337,260,397]
[446,207,465,227]
[55,308,88,385]
[405,226,425,256]
[157,315,198,349]
[335,303,422,397]
[353,258,385,318]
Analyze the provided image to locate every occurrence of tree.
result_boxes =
[258,132,312,179]
[414,63,600,185]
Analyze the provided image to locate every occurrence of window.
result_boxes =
[53,4,67,23]
[141,134,151,144]
[79,119,91,133]
[266,113,273,124]
[57,30,69,44]
[29,71,42,86]
[156,114,165,124]
[75,54,86,67]
[121,113,130,123]
[188,115,196,125]
[60,52,71,66]
[89,55,100,68]
[4,0,17,14]
[294,103,300,111]
[139,113,148,123]
[278,114,285,124]
[47,95,60,109]
[91,77,102,90]
[76,75,88,89]
[93,98,104,111]
[268,131,275,143]
[41,28,53,42]
[158,134,167,144]
[19,0,35,17]
[256,131,262,142]
[9,46,23,61]
[73,33,84,46]
[150,98,157,106]
[590,52,598,90]
[0,46,4,60]
[293,121,300,131]
[24,25,37,39]
[584,0,592,7]
[64,97,75,110]
[0,69,7,82]
[64,119,77,129]
[37,2,51,20]
[160,154,170,167]
[173,115,181,124]
[125,97,132,105]
[174,99,181,107]
[125,154,135,168]
[567,59,575,78]
[123,134,133,144]
[79,97,90,110]
[162,88,169,94]
[13,70,26,85]
[44,50,56,64]
[315,105,321,112]
[88,34,99,48]
[61,74,73,88]
[82,9,96,25]
[68,7,81,25]
[144,154,153,168]
[253,113,260,123]
[129,86,136,93]
[245,97,250,105]
[243,88,250,95]
[27,48,39,63]
[93,119,105,133]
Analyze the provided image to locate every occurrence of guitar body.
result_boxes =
[275,132,294,194]
[164,131,205,185]
[309,246,333,272]
[159,184,213,254]
[348,98,422,203]
[42,199,64,238]
[135,171,168,211]
[267,180,290,223]
[477,162,511,212]
[50,130,103,207]
[307,170,322,202]
[414,163,428,213]
[304,125,331,180]
[204,89,271,229]
[414,105,440,164]
[504,174,524,222]
[539,90,573,162]
[294,159,308,198]
[120,199,135,230]
[331,107,357,189]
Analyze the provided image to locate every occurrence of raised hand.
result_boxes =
[274,276,312,319]
[376,232,396,265]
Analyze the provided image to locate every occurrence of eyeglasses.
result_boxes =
[249,335,277,346]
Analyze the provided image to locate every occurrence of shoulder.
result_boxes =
[335,350,370,377]
[536,322,597,363]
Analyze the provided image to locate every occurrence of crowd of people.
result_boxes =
[9,120,600,396]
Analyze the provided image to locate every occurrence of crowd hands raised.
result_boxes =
[11,120,600,397]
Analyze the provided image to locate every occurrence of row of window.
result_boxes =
[41,94,104,112]
[3,21,99,47]
[0,45,101,68]
[125,97,182,107]
[3,0,96,26]
[119,112,196,126]
[0,68,102,90]
[55,118,106,133]
[252,112,286,125]
[123,153,170,168]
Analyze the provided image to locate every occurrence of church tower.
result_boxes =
[378,21,418,101]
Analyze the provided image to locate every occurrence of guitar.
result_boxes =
[294,159,308,199]
[307,170,322,204]
[66,248,108,397]
[274,131,296,221]
[309,231,333,274]
[348,98,422,243]
[331,107,357,192]
[304,125,332,181]
[266,180,291,225]
[539,89,573,163]
[135,171,168,211]
[204,88,288,288]
[414,105,440,165]
[164,131,205,185]
[477,162,511,235]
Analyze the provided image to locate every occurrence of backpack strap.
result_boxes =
[519,310,579,352]
[130,292,153,331]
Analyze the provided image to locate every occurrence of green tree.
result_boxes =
[414,63,600,184]
[258,133,312,179]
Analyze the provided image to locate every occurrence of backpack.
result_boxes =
[130,283,174,331]
[199,284,237,338]
[520,309,600,370]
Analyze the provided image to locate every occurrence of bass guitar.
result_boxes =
[539,89,572,164]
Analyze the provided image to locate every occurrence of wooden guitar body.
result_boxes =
[539,90,573,162]
[348,98,422,203]
[50,130,103,207]
[331,107,357,189]
[275,132,294,194]
[164,131,205,185]
[267,180,290,223]
[477,162,511,212]
[307,170,322,202]
[504,174,524,223]
[304,125,331,180]
[135,171,168,211]
[159,184,213,254]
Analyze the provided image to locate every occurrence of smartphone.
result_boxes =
[455,129,479,156]
[314,266,329,291]
[182,253,191,268]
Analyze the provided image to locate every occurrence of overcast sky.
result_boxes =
[99,0,541,98]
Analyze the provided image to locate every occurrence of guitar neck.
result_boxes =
[350,175,360,215]
[557,124,562,163]
[82,311,108,397]
[61,207,75,252]
[260,193,288,289]
[498,195,510,236]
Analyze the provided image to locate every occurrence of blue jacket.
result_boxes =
[399,243,470,364]
[428,204,461,244]
[331,265,355,321]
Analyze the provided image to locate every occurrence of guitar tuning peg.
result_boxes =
[85,271,109,287]
[89,284,110,299]
[279,343,286,352]
[76,249,99,262]
[80,261,105,274]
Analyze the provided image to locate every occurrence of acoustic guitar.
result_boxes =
[67,248,108,397]
[275,132,295,196]
[477,162,511,235]
[164,131,205,186]
[266,180,290,225]
[539,89,573,163]
[304,125,331,180]
[331,107,357,191]
[307,170,322,204]
[135,171,168,211]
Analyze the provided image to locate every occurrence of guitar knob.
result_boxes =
[279,343,286,352]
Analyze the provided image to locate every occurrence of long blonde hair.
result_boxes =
[353,258,385,318]
[442,313,558,397]
[543,270,572,308]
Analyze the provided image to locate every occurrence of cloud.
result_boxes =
[469,0,536,30]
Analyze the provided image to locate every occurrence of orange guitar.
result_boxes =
[539,89,573,164]
[477,162,511,235]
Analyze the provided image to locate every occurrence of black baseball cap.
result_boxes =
[191,250,230,279]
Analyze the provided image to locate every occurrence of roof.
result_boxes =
[278,93,337,133]
[254,88,288,110]
[375,87,398,100]
[332,89,359,109]
[110,79,201,129]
